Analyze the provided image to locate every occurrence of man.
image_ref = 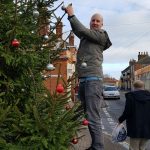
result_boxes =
[65,5,112,150]
[118,80,150,150]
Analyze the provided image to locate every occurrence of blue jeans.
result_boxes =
[78,80,104,150]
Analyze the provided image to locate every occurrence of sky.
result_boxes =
[53,0,150,79]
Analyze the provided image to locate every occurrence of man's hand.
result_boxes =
[65,4,74,16]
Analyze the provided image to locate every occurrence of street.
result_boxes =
[101,91,150,150]
[101,91,126,134]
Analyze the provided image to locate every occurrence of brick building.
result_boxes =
[135,55,150,90]
[103,77,119,87]
[42,20,77,101]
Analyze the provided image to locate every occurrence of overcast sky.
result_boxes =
[54,0,150,79]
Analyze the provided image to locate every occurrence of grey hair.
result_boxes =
[91,13,103,22]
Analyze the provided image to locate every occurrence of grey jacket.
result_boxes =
[68,15,112,78]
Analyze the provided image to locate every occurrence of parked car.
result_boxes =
[102,85,120,99]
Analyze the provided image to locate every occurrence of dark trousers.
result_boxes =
[78,80,104,150]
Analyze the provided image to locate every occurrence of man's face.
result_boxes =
[90,14,103,30]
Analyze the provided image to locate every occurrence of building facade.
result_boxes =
[120,52,149,90]
[134,55,150,90]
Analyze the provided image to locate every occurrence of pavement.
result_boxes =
[70,126,150,150]
[69,126,128,150]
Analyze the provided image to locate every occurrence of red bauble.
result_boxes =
[56,84,64,93]
[82,119,89,126]
[71,138,78,144]
[11,39,20,47]
[74,85,79,93]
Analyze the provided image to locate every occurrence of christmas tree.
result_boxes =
[0,0,83,149]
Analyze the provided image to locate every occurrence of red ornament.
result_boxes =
[71,138,78,144]
[56,84,64,93]
[74,85,79,93]
[82,119,89,126]
[11,39,20,47]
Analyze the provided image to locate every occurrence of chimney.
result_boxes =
[56,19,63,39]
[129,59,136,66]
[39,20,50,36]
[138,52,143,61]
[69,31,74,46]
[138,51,149,61]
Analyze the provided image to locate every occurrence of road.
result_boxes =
[101,91,129,149]
[101,91,126,134]
[101,91,150,150]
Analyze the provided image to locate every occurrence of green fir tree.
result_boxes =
[0,0,83,149]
